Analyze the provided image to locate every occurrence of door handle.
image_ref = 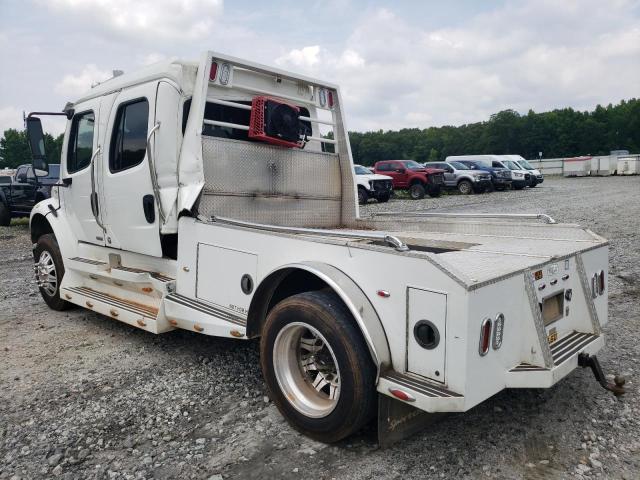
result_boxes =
[142,194,155,224]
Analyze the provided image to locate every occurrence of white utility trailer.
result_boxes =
[563,156,592,177]
[617,155,640,175]
[26,52,624,444]
[590,155,614,176]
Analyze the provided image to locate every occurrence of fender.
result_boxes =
[29,199,76,256]
[248,261,392,376]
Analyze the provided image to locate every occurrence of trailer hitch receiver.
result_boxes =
[578,353,626,397]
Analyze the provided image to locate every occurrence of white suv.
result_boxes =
[354,165,393,204]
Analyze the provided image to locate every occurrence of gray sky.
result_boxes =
[1,0,639,135]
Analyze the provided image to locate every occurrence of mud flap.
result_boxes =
[377,393,446,447]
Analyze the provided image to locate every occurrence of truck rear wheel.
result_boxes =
[0,202,10,226]
[409,183,425,200]
[34,234,70,311]
[428,185,442,198]
[260,290,376,443]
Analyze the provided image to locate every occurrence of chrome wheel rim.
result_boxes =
[36,251,57,296]
[459,182,471,194]
[273,322,341,418]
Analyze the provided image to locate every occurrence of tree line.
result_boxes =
[349,98,640,166]
[1,98,638,169]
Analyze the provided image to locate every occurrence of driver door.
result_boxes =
[99,83,162,257]
[61,101,107,246]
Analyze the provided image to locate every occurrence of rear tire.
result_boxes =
[377,193,390,203]
[457,180,473,195]
[409,183,426,200]
[34,234,70,311]
[428,185,441,198]
[0,202,10,226]
[357,187,368,205]
[260,290,377,443]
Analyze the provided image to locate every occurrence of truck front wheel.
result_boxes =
[260,290,376,443]
[409,183,426,200]
[34,234,70,311]
[0,202,10,226]
[357,186,368,205]
[457,180,473,195]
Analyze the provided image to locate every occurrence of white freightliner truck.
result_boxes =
[26,52,624,444]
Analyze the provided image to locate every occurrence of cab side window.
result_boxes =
[110,99,149,173]
[67,111,95,173]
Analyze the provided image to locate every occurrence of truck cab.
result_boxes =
[373,159,444,199]
[25,51,620,445]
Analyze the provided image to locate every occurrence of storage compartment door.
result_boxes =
[407,288,447,383]
[196,243,257,317]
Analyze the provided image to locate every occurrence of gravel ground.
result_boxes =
[1,176,639,480]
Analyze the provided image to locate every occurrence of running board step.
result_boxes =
[550,331,599,366]
[67,257,175,294]
[378,371,465,413]
[164,293,247,339]
[61,286,172,334]
[382,371,462,398]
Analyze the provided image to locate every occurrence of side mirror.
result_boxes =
[26,117,49,175]
[17,173,27,183]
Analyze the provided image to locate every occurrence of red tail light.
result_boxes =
[479,318,492,356]
[209,61,218,81]
[327,90,334,108]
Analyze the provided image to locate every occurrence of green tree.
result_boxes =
[0,128,64,169]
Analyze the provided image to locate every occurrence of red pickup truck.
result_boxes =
[373,160,445,200]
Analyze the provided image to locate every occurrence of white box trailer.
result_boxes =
[563,156,592,177]
[24,51,625,445]
[617,155,640,175]
[590,155,614,176]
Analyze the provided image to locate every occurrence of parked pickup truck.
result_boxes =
[25,51,623,445]
[450,159,512,191]
[424,161,492,194]
[0,164,60,226]
[354,164,392,204]
[373,159,444,199]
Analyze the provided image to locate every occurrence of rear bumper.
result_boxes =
[378,332,604,414]
[506,333,603,388]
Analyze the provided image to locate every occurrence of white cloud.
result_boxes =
[272,1,640,131]
[0,107,24,134]
[43,0,223,40]
[276,46,322,69]
[54,64,112,97]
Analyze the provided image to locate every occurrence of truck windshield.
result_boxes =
[354,165,372,175]
[449,162,469,170]
[518,159,534,169]
[503,160,521,170]
[402,160,424,170]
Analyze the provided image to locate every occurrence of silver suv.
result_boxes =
[424,161,492,194]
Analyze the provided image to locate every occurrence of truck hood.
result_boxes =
[357,173,393,181]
